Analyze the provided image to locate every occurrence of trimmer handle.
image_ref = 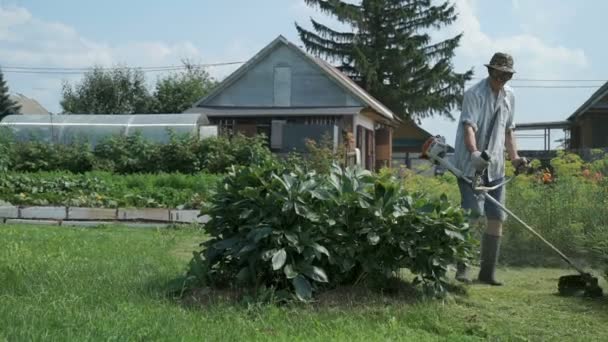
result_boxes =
[472,150,491,189]
[480,150,491,162]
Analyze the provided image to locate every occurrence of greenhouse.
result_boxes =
[0,113,211,146]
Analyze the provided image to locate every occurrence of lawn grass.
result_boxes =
[1,223,607,341]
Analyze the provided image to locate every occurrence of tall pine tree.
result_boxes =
[295,0,472,121]
[0,68,21,120]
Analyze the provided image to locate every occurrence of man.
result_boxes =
[452,52,527,285]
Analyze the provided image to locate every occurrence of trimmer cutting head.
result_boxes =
[558,273,603,298]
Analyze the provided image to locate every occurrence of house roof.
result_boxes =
[567,81,608,121]
[513,120,572,130]
[186,106,363,117]
[9,93,50,114]
[191,35,398,123]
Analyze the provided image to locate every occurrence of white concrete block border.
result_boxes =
[0,205,210,226]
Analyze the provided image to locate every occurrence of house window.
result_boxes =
[216,119,235,136]
[274,66,291,106]
[304,116,338,125]
[257,123,271,146]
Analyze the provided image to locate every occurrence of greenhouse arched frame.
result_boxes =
[0,113,211,146]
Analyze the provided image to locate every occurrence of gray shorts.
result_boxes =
[457,176,507,222]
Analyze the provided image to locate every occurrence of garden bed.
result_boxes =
[0,171,221,209]
[0,205,209,225]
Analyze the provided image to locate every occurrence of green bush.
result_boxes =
[0,128,13,172]
[197,133,272,174]
[93,132,161,174]
[11,141,59,172]
[294,133,347,174]
[158,131,202,173]
[182,160,474,302]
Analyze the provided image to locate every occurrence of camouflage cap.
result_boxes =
[485,52,515,73]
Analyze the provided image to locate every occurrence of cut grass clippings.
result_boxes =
[1,223,607,341]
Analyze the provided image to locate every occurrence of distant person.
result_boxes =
[452,52,527,285]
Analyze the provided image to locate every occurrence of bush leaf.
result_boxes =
[444,229,464,241]
[303,265,329,283]
[284,264,298,279]
[310,242,330,257]
[272,248,287,270]
[368,233,380,245]
[292,275,312,301]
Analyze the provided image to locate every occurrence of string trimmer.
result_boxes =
[421,136,603,298]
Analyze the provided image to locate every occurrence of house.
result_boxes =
[392,120,436,169]
[9,93,50,114]
[187,35,401,171]
[565,82,608,150]
[513,81,608,159]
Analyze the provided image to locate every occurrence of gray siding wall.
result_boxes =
[205,45,363,107]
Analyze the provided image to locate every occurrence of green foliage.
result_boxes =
[93,131,161,173]
[0,127,14,172]
[300,134,347,174]
[60,61,218,115]
[0,131,272,174]
[550,150,585,178]
[158,131,202,173]
[11,140,95,173]
[198,134,273,174]
[152,61,217,113]
[0,68,21,119]
[388,165,461,205]
[295,0,472,120]
[185,161,473,301]
[0,171,220,208]
[61,65,153,114]
[376,151,608,280]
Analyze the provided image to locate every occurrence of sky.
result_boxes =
[1,0,607,150]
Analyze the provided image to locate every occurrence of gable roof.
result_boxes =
[567,81,608,121]
[9,93,50,114]
[192,35,397,122]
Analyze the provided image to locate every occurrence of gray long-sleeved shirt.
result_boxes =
[451,77,516,182]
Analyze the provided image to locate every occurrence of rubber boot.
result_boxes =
[478,233,503,286]
[455,262,471,283]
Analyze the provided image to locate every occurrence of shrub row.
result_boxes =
[0,130,272,174]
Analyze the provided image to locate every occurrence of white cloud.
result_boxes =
[451,0,589,78]
[421,0,588,148]
[448,0,588,78]
[0,6,214,113]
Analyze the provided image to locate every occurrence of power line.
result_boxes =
[0,61,247,74]
[512,78,606,82]
[472,77,607,82]
[4,65,177,71]
[2,68,185,75]
[510,85,601,89]
[1,62,606,89]
[2,62,606,83]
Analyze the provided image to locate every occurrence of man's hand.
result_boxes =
[471,151,489,171]
[511,157,529,174]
